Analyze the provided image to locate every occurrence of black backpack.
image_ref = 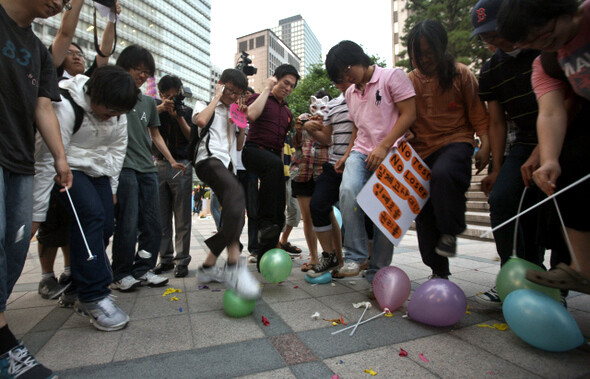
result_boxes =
[60,88,85,134]
[188,108,215,166]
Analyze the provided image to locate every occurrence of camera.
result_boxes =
[236,51,257,76]
[172,87,192,117]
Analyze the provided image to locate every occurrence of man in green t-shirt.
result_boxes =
[111,45,185,291]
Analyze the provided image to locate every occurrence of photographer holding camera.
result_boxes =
[153,75,195,278]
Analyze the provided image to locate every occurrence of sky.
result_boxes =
[209,0,394,70]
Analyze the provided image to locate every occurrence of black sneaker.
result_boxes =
[435,234,457,257]
[58,290,78,308]
[58,272,72,285]
[153,262,175,275]
[38,277,68,300]
[307,252,339,278]
[0,342,56,378]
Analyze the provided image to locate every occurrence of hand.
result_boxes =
[520,147,540,187]
[480,172,498,197]
[31,221,40,240]
[404,130,415,140]
[533,160,561,196]
[265,76,278,91]
[214,83,225,100]
[157,99,175,115]
[304,119,323,132]
[238,96,248,118]
[366,145,388,171]
[474,148,490,175]
[171,161,187,175]
[54,157,73,191]
[334,156,347,173]
[112,0,121,15]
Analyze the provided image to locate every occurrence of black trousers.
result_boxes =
[242,144,286,237]
[415,142,473,277]
[195,158,245,257]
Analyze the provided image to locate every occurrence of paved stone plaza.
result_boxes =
[6,216,590,378]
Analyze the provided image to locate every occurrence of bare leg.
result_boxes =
[62,245,71,267]
[279,225,293,246]
[38,243,58,274]
[0,312,6,328]
[297,196,318,265]
[329,211,343,265]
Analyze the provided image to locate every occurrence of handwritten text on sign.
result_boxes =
[357,141,431,246]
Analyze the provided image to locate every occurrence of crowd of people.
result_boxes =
[1,0,589,377]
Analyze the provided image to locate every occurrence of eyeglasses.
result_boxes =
[223,86,244,97]
[66,50,85,58]
[132,67,151,76]
[335,65,352,84]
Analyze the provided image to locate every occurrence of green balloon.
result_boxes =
[496,257,561,302]
[259,248,292,283]
[223,289,256,317]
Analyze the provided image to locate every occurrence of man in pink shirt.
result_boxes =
[325,41,416,290]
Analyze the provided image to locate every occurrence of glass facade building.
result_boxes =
[271,15,321,78]
[33,0,212,105]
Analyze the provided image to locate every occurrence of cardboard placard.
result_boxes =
[356,141,431,246]
[229,103,247,129]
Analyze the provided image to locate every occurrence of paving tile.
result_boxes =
[269,334,318,365]
[451,321,590,378]
[130,293,188,320]
[325,345,436,378]
[6,291,57,309]
[296,278,356,298]
[113,314,193,361]
[261,281,313,304]
[185,287,225,312]
[290,361,335,379]
[35,327,122,371]
[236,367,296,379]
[252,301,293,337]
[5,305,54,337]
[269,298,342,333]
[190,310,265,349]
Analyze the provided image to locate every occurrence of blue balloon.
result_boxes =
[305,271,332,284]
[333,206,343,229]
[503,289,584,352]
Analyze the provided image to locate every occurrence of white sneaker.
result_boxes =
[137,271,169,287]
[111,275,141,292]
[74,296,129,331]
[197,265,225,283]
[225,263,261,300]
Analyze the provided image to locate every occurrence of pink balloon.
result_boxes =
[372,266,411,311]
[408,279,467,327]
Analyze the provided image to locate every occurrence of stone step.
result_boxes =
[460,223,494,241]
[465,210,490,225]
[466,191,487,201]
[466,201,490,212]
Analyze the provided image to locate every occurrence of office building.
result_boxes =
[271,15,321,78]
[235,30,300,94]
[33,0,212,105]
[392,0,410,65]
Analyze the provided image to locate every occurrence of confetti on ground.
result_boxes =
[364,368,377,376]
[332,321,338,326]
[311,312,320,320]
[465,305,471,315]
[331,283,336,287]
[384,311,393,318]
[353,302,371,308]
[349,281,357,285]
[419,353,429,362]
[477,323,508,331]
[211,289,221,292]
[331,375,340,379]
[261,316,270,326]
[170,296,180,301]
[198,284,210,290]
[179,307,183,312]
[294,285,299,289]
[162,288,182,297]
[399,348,408,357]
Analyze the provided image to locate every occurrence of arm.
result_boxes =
[480,101,506,195]
[521,145,540,187]
[532,90,568,196]
[150,126,186,173]
[366,97,416,171]
[247,77,277,122]
[96,1,121,67]
[193,83,223,127]
[50,0,84,67]
[35,97,72,190]
[334,124,357,173]
[305,121,332,146]
[462,69,490,172]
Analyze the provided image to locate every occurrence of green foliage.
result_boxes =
[397,0,492,73]
[288,64,340,117]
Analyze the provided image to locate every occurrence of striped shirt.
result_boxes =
[323,94,354,165]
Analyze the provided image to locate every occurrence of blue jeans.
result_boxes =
[112,168,161,281]
[488,143,543,266]
[157,159,192,267]
[56,171,113,302]
[0,168,33,312]
[340,151,394,283]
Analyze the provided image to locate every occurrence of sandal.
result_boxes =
[301,262,315,272]
[280,242,302,256]
[525,263,590,295]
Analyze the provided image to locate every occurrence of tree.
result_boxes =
[289,52,387,117]
[396,0,492,73]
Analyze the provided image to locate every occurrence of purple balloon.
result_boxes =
[408,279,467,327]
[372,266,411,311]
